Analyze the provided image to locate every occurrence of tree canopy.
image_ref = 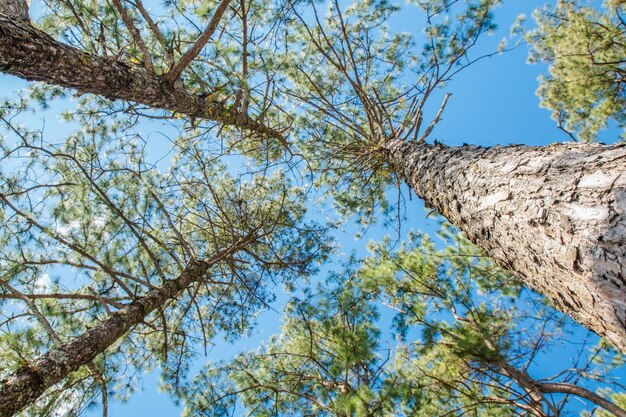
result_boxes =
[182,229,626,417]
[0,0,625,416]
[527,0,625,142]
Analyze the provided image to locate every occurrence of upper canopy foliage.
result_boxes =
[0,0,625,415]
[526,0,626,141]
[24,0,508,225]
[181,227,626,417]
[0,93,329,414]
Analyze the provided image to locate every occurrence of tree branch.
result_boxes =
[540,382,626,417]
[0,230,256,415]
[164,0,233,83]
[497,361,626,417]
[131,0,175,66]
[0,16,283,140]
[417,92,451,143]
[110,0,155,73]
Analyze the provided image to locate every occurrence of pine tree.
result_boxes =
[0,2,625,414]
[0,90,327,414]
[526,0,625,142]
[181,229,626,417]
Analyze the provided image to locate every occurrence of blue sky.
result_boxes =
[0,0,624,415]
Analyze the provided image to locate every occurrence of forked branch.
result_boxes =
[165,0,233,83]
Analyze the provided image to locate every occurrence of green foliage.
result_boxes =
[0,93,329,415]
[527,0,626,141]
[182,273,406,417]
[181,226,624,416]
[39,0,294,141]
[281,0,503,225]
[31,0,506,227]
[1,0,625,415]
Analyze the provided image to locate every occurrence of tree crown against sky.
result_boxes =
[182,228,626,417]
[0,0,625,415]
[526,0,625,142]
[0,91,330,415]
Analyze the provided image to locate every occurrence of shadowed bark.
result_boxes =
[383,138,626,353]
[0,0,28,21]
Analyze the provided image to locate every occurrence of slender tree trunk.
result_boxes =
[0,12,281,140]
[0,260,208,417]
[383,139,626,353]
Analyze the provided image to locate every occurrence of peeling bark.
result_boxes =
[383,139,626,353]
[0,260,210,417]
[0,15,282,140]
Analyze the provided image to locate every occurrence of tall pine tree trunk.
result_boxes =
[383,139,626,353]
[0,260,209,417]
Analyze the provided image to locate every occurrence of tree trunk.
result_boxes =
[0,14,281,140]
[1,0,624,356]
[0,0,28,21]
[0,260,208,416]
[383,139,626,353]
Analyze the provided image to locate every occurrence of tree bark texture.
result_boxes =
[0,260,208,417]
[383,139,626,353]
[0,15,282,140]
[0,0,28,21]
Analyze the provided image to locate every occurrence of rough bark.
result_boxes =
[383,139,626,353]
[0,14,282,140]
[0,0,28,21]
[0,260,208,417]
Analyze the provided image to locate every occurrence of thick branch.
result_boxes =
[498,362,626,417]
[0,16,282,140]
[0,261,207,416]
[541,382,626,417]
[0,229,255,415]
[383,139,626,353]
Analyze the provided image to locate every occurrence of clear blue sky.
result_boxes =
[0,0,623,415]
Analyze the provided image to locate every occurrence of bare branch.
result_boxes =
[110,0,155,73]
[417,92,451,143]
[497,361,626,417]
[165,0,233,84]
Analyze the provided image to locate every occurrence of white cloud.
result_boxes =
[34,273,52,293]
